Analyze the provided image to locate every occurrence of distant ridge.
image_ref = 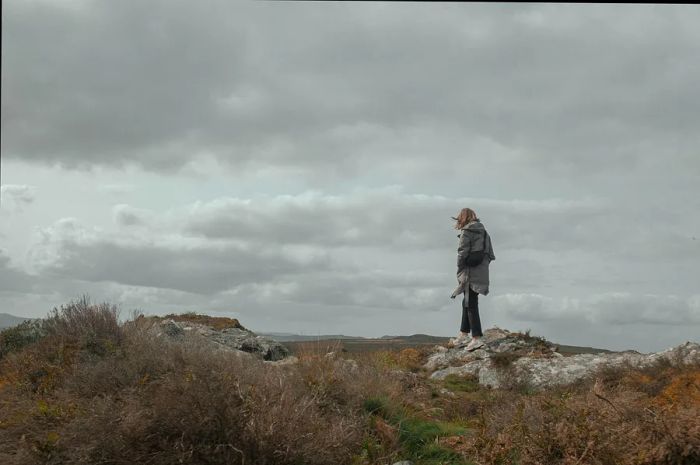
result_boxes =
[259,333,451,343]
[0,313,31,329]
[261,331,614,354]
[380,334,449,343]
[257,332,369,342]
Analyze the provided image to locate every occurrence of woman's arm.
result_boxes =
[457,229,469,271]
[457,230,468,256]
[486,231,496,261]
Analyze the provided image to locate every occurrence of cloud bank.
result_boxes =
[2,2,699,352]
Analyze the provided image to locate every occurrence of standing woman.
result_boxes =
[450,208,495,351]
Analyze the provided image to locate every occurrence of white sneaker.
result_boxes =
[449,333,470,348]
[466,338,485,352]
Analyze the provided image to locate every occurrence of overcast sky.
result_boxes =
[2,1,699,352]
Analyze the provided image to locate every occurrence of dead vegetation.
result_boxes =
[1,298,698,465]
[146,311,245,331]
[0,298,404,465]
[451,367,700,465]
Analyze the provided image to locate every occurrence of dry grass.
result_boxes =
[489,350,522,369]
[0,299,406,465]
[447,362,700,465]
[1,298,698,465]
[153,311,245,331]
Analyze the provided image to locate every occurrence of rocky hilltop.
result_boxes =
[147,316,699,392]
[147,313,291,361]
[425,327,700,390]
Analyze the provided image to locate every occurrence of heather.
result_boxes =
[1,298,698,465]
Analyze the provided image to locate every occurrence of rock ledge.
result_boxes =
[425,328,699,390]
[152,316,291,361]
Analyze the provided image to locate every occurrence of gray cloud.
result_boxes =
[176,190,700,267]
[99,184,136,196]
[180,190,614,251]
[27,218,333,294]
[247,269,447,311]
[100,191,699,307]
[2,0,249,170]
[113,204,153,227]
[0,250,36,293]
[588,293,700,326]
[493,292,700,326]
[1,184,37,212]
[3,2,699,182]
[2,3,699,353]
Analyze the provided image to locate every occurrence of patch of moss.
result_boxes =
[396,417,471,464]
[443,374,480,393]
[364,394,473,464]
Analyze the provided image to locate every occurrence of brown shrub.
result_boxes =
[456,370,700,465]
[395,348,425,372]
[0,309,389,465]
[346,347,429,375]
[42,296,123,356]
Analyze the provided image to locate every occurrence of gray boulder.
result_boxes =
[426,327,700,390]
[154,318,291,361]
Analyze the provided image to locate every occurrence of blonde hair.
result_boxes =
[453,207,479,229]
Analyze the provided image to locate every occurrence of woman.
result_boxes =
[449,207,495,351]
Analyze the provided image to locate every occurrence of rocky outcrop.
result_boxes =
[425,327,700,390]
[153,317,291,361]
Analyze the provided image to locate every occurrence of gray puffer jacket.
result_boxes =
[452,220,496,297]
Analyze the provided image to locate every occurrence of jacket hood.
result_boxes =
[462,220,485,231]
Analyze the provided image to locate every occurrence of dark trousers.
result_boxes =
[460,287,483,337]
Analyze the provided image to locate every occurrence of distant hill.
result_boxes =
[0,313,31,329]
[257,332,367,342]
[379,334,451,343]
[554,343,615,355]
[259,333,450,343]
[261,331,614,355]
